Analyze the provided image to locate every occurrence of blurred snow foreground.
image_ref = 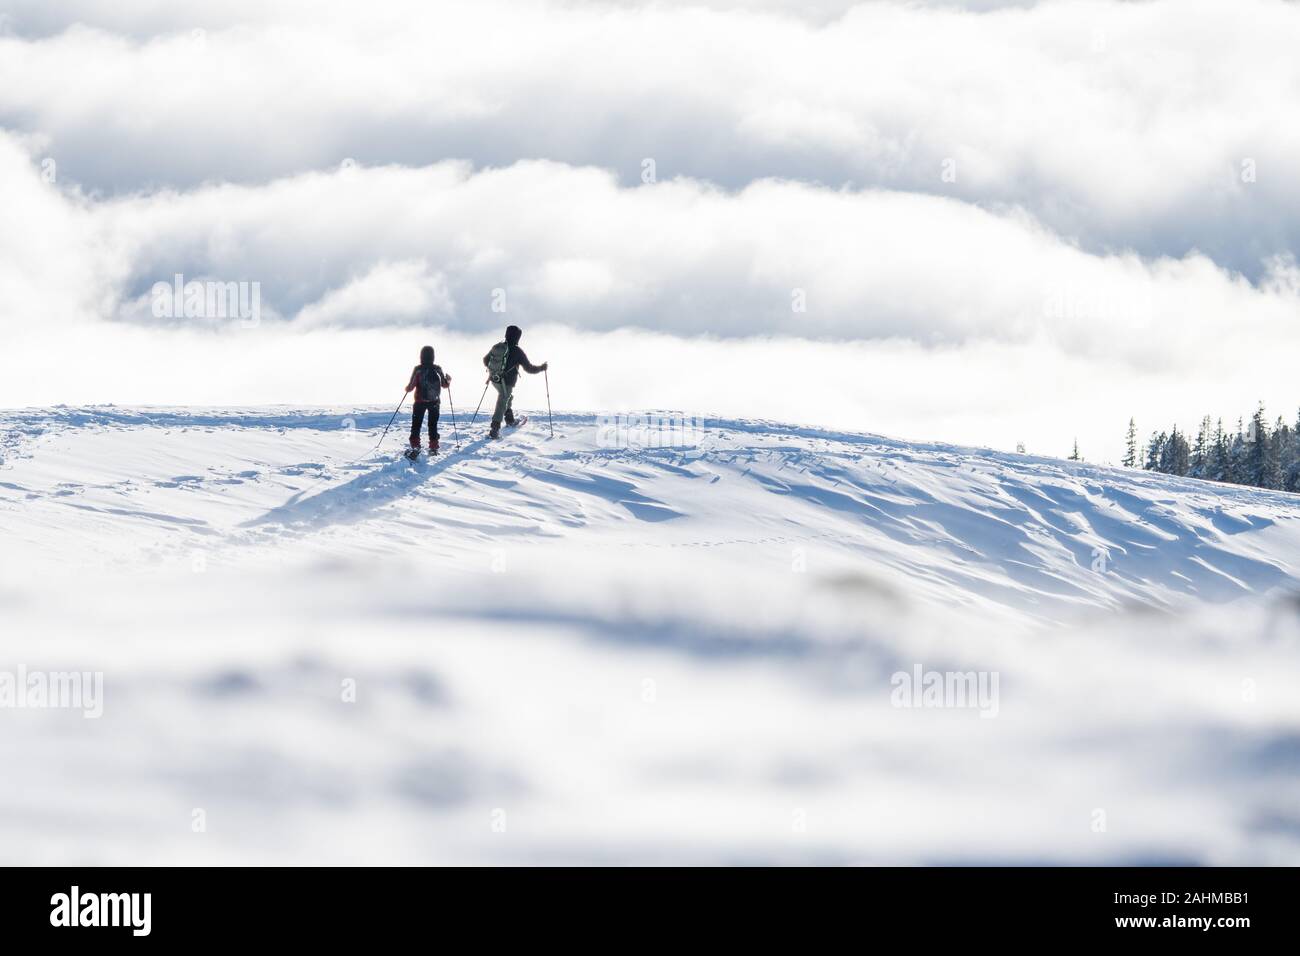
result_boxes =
[3,407,1300,865]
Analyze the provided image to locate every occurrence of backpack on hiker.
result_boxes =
[485,341,510,383]
[415,364,443,403]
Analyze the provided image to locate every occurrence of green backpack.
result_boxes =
[486,341,510,382]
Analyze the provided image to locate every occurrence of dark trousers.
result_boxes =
[410,401,441,446]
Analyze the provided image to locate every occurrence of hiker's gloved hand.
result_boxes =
[540,362,549,371]
[443,374,452,387]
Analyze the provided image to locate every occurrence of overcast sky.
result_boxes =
[2,0,1298,460]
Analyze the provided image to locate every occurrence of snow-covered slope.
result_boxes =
[3,406,1300,864]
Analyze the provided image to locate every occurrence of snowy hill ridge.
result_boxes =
[3,407,1300,865]
[4,406,1300,620]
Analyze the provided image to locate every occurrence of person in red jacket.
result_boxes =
[405,345,451,458]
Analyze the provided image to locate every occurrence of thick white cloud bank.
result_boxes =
[2,0,1299,462]
[6,130,1298,350]
[2,0,1298,272]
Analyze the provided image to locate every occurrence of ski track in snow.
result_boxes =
[2,406,1300,864]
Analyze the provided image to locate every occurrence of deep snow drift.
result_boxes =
[2,406,1299,864]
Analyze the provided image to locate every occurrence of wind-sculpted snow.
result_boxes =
[2,407,1299,863]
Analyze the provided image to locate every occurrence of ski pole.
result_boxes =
[374,390,409,451]
[544,366,554,438]
[469,362,521,432]
[468,378,490,430]
[446,385,461,452]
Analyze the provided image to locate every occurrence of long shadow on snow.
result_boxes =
[243,439,489,530]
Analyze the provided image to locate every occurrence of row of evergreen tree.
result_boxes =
[1121,404,1300,491]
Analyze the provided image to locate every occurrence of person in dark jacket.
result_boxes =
[405,345,451,457]
[482,324,547,439]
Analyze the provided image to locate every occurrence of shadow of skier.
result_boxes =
[244,437,490,532]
